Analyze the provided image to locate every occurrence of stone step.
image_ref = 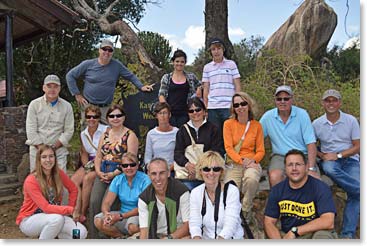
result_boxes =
[0,194,21,205]
[0,174,19,184]
[0,182,22,197]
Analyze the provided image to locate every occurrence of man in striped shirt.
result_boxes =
[202,37,241,155]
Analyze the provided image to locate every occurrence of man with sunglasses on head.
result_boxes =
[264,149,337,239]
[66,39,153,126]
[138,158,190,239]
[259,85,318,188]
[312,89,360,239]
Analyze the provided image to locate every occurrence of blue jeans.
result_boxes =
[207,108,230,156]
[181,180,203,191]
[170,114,189,128]
[320,158,360,238]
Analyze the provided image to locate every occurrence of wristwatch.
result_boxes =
[167,234,174,239]
[119,213,124,221]
[51,144,57,151]
[337,152,343,159]
[308,166,317,172]
[291,226,299,237]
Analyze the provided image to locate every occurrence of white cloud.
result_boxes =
[182,25,205,50]
[343,36,360,49]
[228,27,245,37]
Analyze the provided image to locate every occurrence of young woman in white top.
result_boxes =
[144,102,178,175]
[189,151,243,239]
[71,105,108,223]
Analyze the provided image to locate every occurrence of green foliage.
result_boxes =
[325,44,360,82]
[233,35,264,78]
[93,0,148,24]
[138,31,172,71]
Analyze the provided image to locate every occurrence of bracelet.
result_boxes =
[119,213,124,221]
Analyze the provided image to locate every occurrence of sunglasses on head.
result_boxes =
[120,163,137,168]
[86,115,100,119]
[188,108,202,114]
[276,97,291,102]
[101,47,113,53]
[202,166,222,172]
[233,101,248,108]
[108,113,125,119]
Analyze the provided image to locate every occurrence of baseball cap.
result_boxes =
[100,39,114,49]
[44,74,61,85]
[209,37,225,47]
[322,89,341,100]
[275,85,293,96]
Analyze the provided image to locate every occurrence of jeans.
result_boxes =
[181,180,203,191]
[170,114,189,128]
[19,213,88,239]
[320,158,360,238]
[207,108,230,156]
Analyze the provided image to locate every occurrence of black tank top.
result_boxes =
[167,79,189,116]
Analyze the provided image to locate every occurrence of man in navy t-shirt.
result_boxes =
[264,149,337,239]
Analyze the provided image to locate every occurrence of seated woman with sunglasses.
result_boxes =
[174,97,222,190]
[144,102,179,175]
[223,92,265,223]
[94,152,151,238]
[16,144,88,239]
[89,104,139,239]
[71,105,108,224]
[189,151,243,239]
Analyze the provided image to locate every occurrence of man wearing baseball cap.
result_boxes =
[312,89,360,239]
[25,74,74,172]
[66,39,153,126]
[202,37,241,155]
[260,85,318,187]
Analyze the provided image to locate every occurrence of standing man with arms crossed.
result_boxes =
[264,149,338,239]
[260,85,319,187]
[312,89,360,239]
[202,38,241,153]
[138,158,190,239]
[66,39,153,125]
[26,74,74,172]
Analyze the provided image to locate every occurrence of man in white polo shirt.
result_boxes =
[202,38,241,154]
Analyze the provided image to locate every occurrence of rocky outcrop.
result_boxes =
[262,0,337,60]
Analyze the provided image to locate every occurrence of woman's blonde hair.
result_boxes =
[229,91,258,120]
[121,152,139,164]
[34,144,63,203]
[195,151,225,181]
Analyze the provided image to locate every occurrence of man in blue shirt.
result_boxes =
[66,39,153,125]
[260,85,318,187]
[312,89,360,239]
[264,149,337,239]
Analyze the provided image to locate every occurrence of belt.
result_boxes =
[90,103,110,107]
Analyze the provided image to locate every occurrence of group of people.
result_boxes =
[16,38,359,240]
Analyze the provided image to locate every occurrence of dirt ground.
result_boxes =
[0,193,27,239]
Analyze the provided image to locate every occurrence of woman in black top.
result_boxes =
[158,49,201,128]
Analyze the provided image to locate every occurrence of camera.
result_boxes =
[72,228,80,239]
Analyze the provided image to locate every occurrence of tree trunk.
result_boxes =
[204,0,234,59]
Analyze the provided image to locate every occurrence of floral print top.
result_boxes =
[101,129,131,161]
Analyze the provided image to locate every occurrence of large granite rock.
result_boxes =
[262,0,337,60]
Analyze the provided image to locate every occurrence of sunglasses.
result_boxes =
[276,97,291,102]
[108,113,125,119]
[202,166,222,172]
[233,101,248,108]
[120,163,137,168]
[86,115,100,119]
[101,47,113,53]
[188,108,202,114]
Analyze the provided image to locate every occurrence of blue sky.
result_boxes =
[132,0,360,64]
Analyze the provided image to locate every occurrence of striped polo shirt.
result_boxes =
[202,58,240,109]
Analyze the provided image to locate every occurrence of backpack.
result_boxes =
[200,180,254,239]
